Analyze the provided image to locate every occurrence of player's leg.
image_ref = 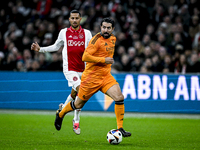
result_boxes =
[105,84,124,128]
[58,89,76,130]
[61,87,81,134]
[55,71,81,131]
[57,79,98,126]
[106,84,131,137]
[72,86,81,135]
[60,96,86,117]
[68,73,83,131]
[55,73,99,131]
[102,75,131,137]
[61,88,77,109]
[54,96,86,131]
[54,76,93,131]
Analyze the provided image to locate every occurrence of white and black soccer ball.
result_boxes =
[107,129,122,145]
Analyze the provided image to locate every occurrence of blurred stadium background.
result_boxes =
[0,0,200,113]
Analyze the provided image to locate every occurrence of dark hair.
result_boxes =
[70,10,81,17]
[101,18,115,28]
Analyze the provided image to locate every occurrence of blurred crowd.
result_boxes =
[0,0,200,74]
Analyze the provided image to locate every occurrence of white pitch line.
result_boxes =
[0,109,200,119]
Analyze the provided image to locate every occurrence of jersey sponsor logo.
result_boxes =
[68,40,85,46]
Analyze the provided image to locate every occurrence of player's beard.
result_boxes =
[72,25,79,29]
[102,32,111,39]
[71,22,79,29]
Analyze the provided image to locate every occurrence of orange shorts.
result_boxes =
[78,73,118,101]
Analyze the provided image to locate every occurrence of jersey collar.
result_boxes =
[69,26,83,33]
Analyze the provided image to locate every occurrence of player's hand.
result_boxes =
[31,42,40,52]
[105,57,114,64]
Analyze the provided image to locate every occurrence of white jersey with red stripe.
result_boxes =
[39,26,92,73]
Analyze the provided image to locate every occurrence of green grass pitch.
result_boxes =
[0,111,200,150]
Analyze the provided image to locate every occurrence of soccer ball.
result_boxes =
[107,129,122,145]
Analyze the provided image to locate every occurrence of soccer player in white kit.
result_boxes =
[31,10,92,134]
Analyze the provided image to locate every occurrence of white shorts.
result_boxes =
[63,71,82,91]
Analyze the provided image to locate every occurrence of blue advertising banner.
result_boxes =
[0,72,199,113]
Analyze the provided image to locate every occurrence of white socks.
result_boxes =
[62,94,74,108]
[74,108,81,123]
[63,94,81,123]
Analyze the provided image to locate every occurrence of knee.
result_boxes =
[74,98,86,109]
[71,91,77,99]
[114,94,124,101]
[75,103,83,109]
[119,94,124,101]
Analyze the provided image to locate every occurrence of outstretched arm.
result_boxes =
[31,42,40,52]
[31,29,64,53]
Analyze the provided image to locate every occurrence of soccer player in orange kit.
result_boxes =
[54,18,131,137]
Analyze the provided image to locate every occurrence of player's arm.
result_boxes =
[83,50,114,64]
[82,36,114,64]
[85,30,93,47]
[105,57,114,64]
[31,42,41,52]
[82,44,114,64]
[31,30,64,53]
[82,43,105,63]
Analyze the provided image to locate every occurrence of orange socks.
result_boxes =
[59,100,125,129]
[115,101,124,129]
[59,101,74,118]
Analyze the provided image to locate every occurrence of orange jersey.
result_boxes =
[82,32,116,77]
[78,32,118,101]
